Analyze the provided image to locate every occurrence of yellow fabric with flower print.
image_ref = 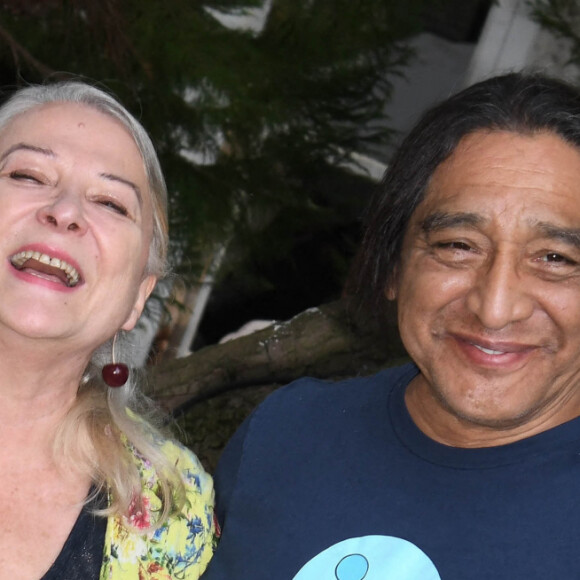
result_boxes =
[99,439,215,579]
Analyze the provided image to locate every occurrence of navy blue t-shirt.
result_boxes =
[204,363,580,579]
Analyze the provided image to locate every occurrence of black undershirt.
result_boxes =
[40,489,107,580]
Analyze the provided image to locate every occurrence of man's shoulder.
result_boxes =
[248,362,417,429]
[270,362,415,401]
[213,362,418,488]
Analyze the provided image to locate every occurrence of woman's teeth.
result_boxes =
[10,250,80,287]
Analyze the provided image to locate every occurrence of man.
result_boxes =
[203,73,580,579]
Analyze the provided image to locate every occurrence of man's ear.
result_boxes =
[121,275,158,331]
[385,269,398,301]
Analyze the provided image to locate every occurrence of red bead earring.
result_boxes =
[102,333,129,388]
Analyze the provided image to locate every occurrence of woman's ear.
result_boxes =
[121,275,158,331]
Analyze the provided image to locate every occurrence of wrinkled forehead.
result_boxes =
[406,129,580,237]
[419,129,580,207]
[4,101,151,191]
[1,101,146,162]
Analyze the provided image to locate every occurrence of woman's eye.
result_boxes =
[9,170,42,183]
[98,199,129,216]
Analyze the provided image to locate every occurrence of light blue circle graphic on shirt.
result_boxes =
[335,553,369,580]
[293,535,441,580]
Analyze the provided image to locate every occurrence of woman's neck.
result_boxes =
[0,331,92,435]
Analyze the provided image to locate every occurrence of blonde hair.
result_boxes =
[56,345,184,529]
[0,81,181,529]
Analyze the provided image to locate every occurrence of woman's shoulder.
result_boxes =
[152,436,214,499]
[102,436,216,579]
[127,433,215,541]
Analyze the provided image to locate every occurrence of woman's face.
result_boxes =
[0,102,157,351]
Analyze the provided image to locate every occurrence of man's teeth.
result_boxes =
[10,250,80,287]
[473,344,505,355]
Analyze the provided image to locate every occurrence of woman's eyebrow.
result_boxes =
[0,143,143,206]
[99,172,143,206]
[0,142,55,163]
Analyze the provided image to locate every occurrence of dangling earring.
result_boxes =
[102,333,129,388]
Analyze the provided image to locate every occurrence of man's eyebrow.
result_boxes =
[0,142,55,164]
[535,222,580,251]
[99,172,143,205]
[420,211,484,233]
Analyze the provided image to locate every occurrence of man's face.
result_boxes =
[394,130,580,445]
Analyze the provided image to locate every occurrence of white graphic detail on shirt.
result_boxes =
[293,535,441,579]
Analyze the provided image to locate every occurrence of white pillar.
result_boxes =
[464,0,542,85]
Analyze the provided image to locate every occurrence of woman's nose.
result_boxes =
[465,251,534,330]
[36,191,88,233]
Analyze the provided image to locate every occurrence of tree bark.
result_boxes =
[147,299,407,415]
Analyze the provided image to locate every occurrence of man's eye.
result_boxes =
[540,252,576,265]
[436,241,472,251]
[98,199,129,216]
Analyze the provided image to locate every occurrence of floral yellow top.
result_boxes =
[99,439,215,579]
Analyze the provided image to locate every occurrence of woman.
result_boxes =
[0,81,214,579]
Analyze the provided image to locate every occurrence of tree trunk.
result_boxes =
[147,298,407,415]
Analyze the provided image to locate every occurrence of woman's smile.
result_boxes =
[10,246,82,288]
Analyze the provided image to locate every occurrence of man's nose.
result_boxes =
[36,190,88,234]
[465,250,534,330]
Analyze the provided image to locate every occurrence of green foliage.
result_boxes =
[0,0,427,279]
[528,0,580,65]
